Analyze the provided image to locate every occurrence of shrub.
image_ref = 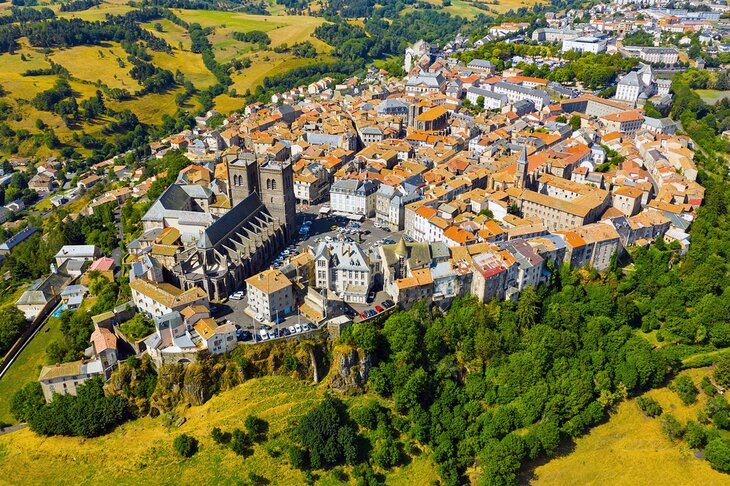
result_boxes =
[288,445,309,470]
[660,414,684,440]
[636,396,663,418]
[700,376,717,396]
[671,375,698,405]
[706,438,730,473]
[211,426,231,445]
[684,421,707,449]
[173,434,198,458]
[372,434,402,469]
[244,415,268,441]
[230,428,252,456]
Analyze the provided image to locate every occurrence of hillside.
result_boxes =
[531,367,730,485]
[0,1,331,159]
[0,375,439,485]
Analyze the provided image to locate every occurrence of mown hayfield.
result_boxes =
[531,367,729,486]
[150,49,217,89]
[170,9,331,53]
[141,18,192,51]
[49,42,139,90]
[107,87,199,125]
[55,0,136,21]
[229,50,334,96]
[0,375,439,484]
[213,93,246,114]
[696,89,730,105]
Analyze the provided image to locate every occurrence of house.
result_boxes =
[330,179,379,217]
[193,318,237,355]
[90,326,118,377]
[246,269,295,322]
[16,272,70,320]
[38,359,104,402]
[130,278,209,319]
[55,245,100,269]
[0,227,38,255]
[60,284,87,310]
[313,241,373,304]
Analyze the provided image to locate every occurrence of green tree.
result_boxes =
[714,354,730,389]
[706,438,730,473]
[173,434,198,458]
[516,287,539,331]
[671,375,698,405]
[10,382,45,423]
[569,114,582,131]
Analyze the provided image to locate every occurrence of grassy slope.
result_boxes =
[696,89,730,104]
[0,375,439,484]
[0,297,97,425]
[531,367,729,485]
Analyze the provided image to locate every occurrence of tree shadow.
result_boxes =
[518,439,577,484]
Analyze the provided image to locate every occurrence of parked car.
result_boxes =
[281,328,291,336]
[259,330,270,341]
[230,293,243,300]
[303,323,311,331]
[289,325,296,334]
[359,312,367,319]
[295,324,302,333]
[367,309,377,317]
[383,299,395,309]
[375,305,384,313]
[368,291,376,302]
[239,330,252,341]
[330,225,338,231]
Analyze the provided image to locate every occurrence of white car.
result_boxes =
[289,325,297,334]
[230,293,242,300]
[295,324,302,333]
[259,330,270,341]
[302,323,311,331]
[255,314,264,322]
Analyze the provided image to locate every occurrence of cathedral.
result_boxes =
[146,155,297,301]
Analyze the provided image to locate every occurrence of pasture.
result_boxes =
[531,367,729,485]
[0,375,439,484]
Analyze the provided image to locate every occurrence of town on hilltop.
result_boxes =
[5,0,727,404]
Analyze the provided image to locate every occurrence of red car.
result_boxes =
[359,312,367,320]
[375,305,384,313]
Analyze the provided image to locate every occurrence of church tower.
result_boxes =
[515,145,528,190]
[259,159,297,241]
[227,155,259,206]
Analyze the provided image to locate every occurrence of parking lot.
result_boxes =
[210,204,406,342]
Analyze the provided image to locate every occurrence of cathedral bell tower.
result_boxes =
[259,158,297,242]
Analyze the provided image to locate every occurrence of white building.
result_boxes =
[313,241,373,304]
[465,87,508,110]
[54,245,99,268]
[246,268,295,322]
[330,179,379,217]
[130,278,208,319]
[492,82,551,111]
[561,36,608,54]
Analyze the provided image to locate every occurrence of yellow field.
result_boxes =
[141,18,192,51]
[170,9,331,54]
[213,93,246,114]
[230,51,335,96]
[532,368,728,485]
[150,49,217,89]
[107,87,199,125]
[0,375,439,484]
[55,0,136,21]
[49,43,140,90]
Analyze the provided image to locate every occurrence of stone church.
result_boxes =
[167,155,297,301]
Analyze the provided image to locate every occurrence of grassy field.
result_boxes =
[54,0,136,21]
[49,42,140,90]
[0,375,439,484]
[0,297,98,425]
[150,49,218,89]
[423,0,547,16]
[141,18,192,51]
[531,367,729,485]
[696,89,730,104]
[0,308,63,425]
